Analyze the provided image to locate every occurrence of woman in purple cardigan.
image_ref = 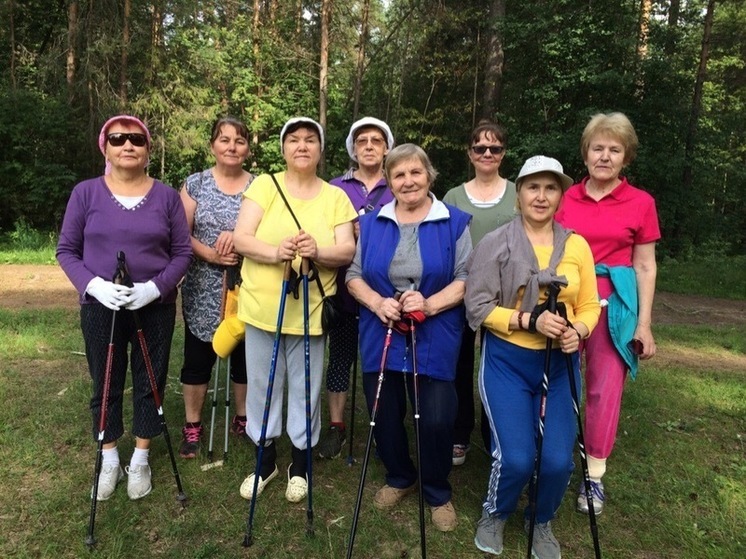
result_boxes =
[57,115,192,502]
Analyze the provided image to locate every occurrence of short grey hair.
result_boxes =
[384,143,438,185]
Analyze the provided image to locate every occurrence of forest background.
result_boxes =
[2,0,745,259]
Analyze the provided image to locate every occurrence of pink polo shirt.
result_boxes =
[555,176,660,267]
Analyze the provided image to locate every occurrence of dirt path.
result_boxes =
[1,264,744,372]
[3,264,744,323]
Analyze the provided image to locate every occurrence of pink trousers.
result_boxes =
[582,278,627,463]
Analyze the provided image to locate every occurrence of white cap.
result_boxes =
[515,155,573,190]
[345,117,395,161]
[280,117,325,154]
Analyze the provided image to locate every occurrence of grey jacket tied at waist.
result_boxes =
[464,216,572,331]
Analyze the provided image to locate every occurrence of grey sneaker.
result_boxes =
[576,479,605,515]
[92,464,124,501]
[474,509,506,555]
[524,519,561,559]
[317,425,346,459]
[126,464,152,500]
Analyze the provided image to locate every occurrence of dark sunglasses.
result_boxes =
[107,132,148,147]
[471,144,505,155]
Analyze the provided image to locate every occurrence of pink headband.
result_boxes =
[98,115,152,175]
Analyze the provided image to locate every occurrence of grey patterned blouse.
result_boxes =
[181,169,254,342]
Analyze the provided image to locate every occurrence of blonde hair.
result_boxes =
[580,112,638,165]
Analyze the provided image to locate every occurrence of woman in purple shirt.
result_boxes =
[317,117,395,459]
[57,115,192,502]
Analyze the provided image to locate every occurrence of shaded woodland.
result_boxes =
[2,0,745,256]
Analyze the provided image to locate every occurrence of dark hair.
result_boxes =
[470,120,507,147]
[282,121,321,143]
[210,117,250,144]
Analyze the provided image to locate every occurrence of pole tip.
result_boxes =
[242,534,253,547]
[85,536,96,548]
[176,493,188,506]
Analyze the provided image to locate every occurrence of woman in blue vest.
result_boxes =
[346,143,472,532]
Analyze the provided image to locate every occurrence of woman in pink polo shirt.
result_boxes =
[555,112,660,516]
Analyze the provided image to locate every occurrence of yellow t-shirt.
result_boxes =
[238,173,357,335]
[483,234,601,350]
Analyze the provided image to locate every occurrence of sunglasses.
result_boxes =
[471,144,505,155]
[107,132,148,147]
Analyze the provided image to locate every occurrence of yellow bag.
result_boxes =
[212,285,244,359]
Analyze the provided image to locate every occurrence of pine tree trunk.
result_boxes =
[481,0,505,119]
[66,1,78,103]
[318,0,332,176]
[252,0,262,147]
[352,0,371,121]
[120,0,131,105]
[9,0,17,90]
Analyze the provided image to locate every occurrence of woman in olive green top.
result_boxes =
[443,121,516,465]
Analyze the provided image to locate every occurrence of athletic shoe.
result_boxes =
[373,483,416,509]
[576,480,605,515]
[230,415,247,438]
[430,501,458,532]
[452,443,470,466]
[317,425,346,459]
[179,424,202,458]
[126,464,152,500]
[285,465,308,503]
[239,465,279,500]
[524,519,561,559]
[474,509,506,555]
[92,464,124,501]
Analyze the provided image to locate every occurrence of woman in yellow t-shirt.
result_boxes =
[233,117,356,504]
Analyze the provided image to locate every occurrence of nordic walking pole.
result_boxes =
[346,293,400,559]
[223,355,231,461]
[243,260,293,547]
[408,281,426,559]
[207,270,230,462]
[526,281,561,559]
[208,271,228,462]
[85,289,119,547]
[207,357,221,461]
[117,252,187,506]
[557,303,602,559]
[346,337,359,466]
[301,257,315,537]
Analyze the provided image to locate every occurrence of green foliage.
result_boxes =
[658,253,746,299]
[0,0,745,255]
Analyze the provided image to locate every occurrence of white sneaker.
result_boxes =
[92,464,124,501]
[239,466,279,500]
[126,464,152,500]
[285,465,308,503]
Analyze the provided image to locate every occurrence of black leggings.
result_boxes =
[180,324,247,385]
[81,303,175,443]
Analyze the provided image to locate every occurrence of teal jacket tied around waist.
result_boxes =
[595,264,640,379]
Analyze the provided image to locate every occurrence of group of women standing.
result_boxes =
[57,109,659,558]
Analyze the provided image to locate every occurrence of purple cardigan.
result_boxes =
[57,177,192,304]
[330,169,393,313]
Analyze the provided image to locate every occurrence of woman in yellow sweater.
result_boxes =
[464,156,600,559]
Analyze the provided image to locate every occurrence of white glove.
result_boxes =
[86,277,132,310]
[123,280,161,310]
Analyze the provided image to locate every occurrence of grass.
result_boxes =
[657,254,746,300]
[0,303,744,559]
